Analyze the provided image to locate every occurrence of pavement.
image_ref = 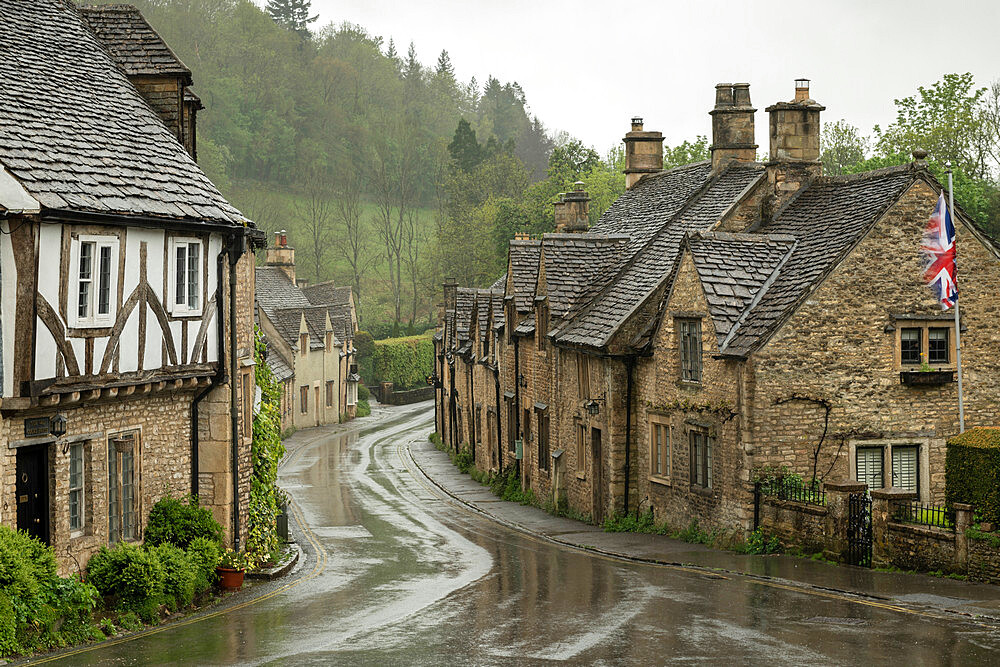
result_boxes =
[408,434,1000,624]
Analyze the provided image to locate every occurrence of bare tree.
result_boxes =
[333,167,376,323]
[296,175,335,283]
[402,208,426,327]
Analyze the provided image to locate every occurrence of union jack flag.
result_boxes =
[920,191,957,309]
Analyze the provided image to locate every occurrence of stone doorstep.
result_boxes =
[246,543,301,581]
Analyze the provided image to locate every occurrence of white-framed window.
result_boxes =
[69,443,85,534]
[70,235,119,328]
[856,447,884,490]
[168,237,203,316]
[892,446,919,493]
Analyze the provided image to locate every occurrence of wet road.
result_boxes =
[41,403,1000,665]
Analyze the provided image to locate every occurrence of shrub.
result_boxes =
[946,427,1000,524]
[148,544,195,612]
[0,592,14,658]
[186,537,221,593]
[741,528,782,555]
[357,383,370,401]
[0,526,57,611]
[454,448,474,473]
[371,334,434,390]
[87,543,164,614]
[356,398,371,417]
[144,496,224,549]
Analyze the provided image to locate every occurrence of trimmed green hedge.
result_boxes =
[371,334,434,391]
[946,427,1000,524]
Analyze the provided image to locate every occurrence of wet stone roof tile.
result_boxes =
[79,4,191,78]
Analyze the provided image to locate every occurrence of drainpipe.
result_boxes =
[190,251,228,497]
[228,232,245,551]
[624,355,635,516]
[513,336,520,479]
[469,355,475,460]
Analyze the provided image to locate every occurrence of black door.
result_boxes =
[16,445,49,544]
[591,428,603,524]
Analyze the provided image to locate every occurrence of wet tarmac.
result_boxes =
[38,403,1000,665]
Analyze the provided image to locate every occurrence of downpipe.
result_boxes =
[513,336,520,480]
[624,355,635,517]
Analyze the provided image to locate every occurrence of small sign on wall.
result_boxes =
[24,417,51,439]
[515,439,523,460]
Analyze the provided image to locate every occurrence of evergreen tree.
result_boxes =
[448,119,483,172]
[435,50,454,79]
[404,41,421,83]
[266,0,317,35]
[386,38,400,69]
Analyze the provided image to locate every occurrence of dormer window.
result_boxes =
[71,235,118,328]
[169,237,203,316]
[678,318,703,383]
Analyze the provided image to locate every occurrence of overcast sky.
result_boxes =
[292,0,999,154]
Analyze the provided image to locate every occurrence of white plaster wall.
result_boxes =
[1,223,16,396]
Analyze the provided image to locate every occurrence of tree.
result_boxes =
[332,167,376,323]
[435,50,454,79]
[663,136,710,170]
[296,170,335,283]
[265,0,317,35]
[448,119,483,172]
[821,120,869,175]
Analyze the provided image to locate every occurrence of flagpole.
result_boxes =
[947,162,965,433]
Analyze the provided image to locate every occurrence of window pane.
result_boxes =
[122,448,135,540]
[69,443,83,531]
[856,448,883,490]
[900,328,921,364]
[187,243,200,309]
[654,425,663,475]
[98,245,112,315]
[108,445,118,542]
[78,242,93,319]
[175,245,186,306]
[928,328,949,364]
[79,242,92,280]
[892,446,918,493]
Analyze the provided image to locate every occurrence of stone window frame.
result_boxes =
[68,441,86,537]
[241,371,253,440]
[107,428,142,544]
[648,414,672,486]
[688,426,712,490]
[677,318,703,383]
[535,403,550,473]
[849,438,932,502]
[575,421,586,480]
[69,234,120,329]
[893,318,957,370]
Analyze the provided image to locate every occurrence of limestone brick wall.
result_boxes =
[715,179,768,233]
[131,76,183,141]
[633,253,749,532]
[757,499,828,553]
[887,522,957,573]
[1,393,194,575]
[750,180,1000,504]
[968,537,1000,585]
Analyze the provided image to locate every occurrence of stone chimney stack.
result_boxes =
[563,182,590,233]
[552,193,569,232]
[266,229,296,284]
[765,79,825,198]
[623,117,664,189]
[443,277,458,342]
[710,83,757,169]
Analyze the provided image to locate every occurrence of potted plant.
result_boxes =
[216,548,249,591]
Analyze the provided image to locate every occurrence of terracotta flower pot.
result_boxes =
[216,567,245,591]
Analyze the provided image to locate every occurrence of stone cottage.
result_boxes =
[437,79,1000,533]
[0,0,262,572]
[256,233,358,429]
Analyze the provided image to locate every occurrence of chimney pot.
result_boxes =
[794,78,810,102]
[714,83,735,107]
[573,181,585,192]
[710,82,757,169]
[631,117,643,131]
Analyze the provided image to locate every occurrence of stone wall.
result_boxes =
[1,393,195,575]
[968,535,1000,585]
[886,522,957,573]
[756,498,828,553]
[131,76,183,141]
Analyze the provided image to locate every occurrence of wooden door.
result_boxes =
[16,445,49,544]
[591,428,603,524]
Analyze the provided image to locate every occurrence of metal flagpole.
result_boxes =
[947,162,965,433]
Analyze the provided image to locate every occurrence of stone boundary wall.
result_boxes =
[886,522,957,573]
[757,497,828,554]
[968,536,1000,585]
[377,384,435,406]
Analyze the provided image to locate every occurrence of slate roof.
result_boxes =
[0,0,244,224]
[556,163,764,348]
[538,234,630,323]
[328,304,353,343]
[302,282,354,309]
[266,352,294,383]
[508,241,541,313]
[79,5,191,79]
[721,166,917,356]
[687,231,796,345]
[256,267,312,312]
[455,288,476,343]
[256,266,339,350]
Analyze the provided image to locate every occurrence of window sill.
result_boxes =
[648,474,671,488]
[67,326,114,337]
[900,370,955,386]
[676,379,702,390]
[689,484,713,497]
[576,471,586,481]
[168,310,204,319]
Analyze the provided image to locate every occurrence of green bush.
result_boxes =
[357,383,370,401]
[87,543,165,615]
[946,427,1000,524]
[454,448,474,473]
[186,537,221,593]
[371,334,434,390]
[144,496,223,549]
[0,526,57,611]
[148,544,195,612]
[0,592,14,658]
[356,398,371,417]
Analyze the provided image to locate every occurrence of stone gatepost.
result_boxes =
[823,479,868,562]
[954,502,974,571]
[869,488,916,568]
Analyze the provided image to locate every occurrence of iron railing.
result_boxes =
[758,478,826,506]
[894,501,954,529]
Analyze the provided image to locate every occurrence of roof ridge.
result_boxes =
[718,239,798,353]
[818,162,916,184]
[690,230,797,244]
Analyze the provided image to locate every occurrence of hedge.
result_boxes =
[371,334,434,391]
[946,427,1000,524]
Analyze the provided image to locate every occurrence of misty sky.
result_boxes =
[285,0,999,155]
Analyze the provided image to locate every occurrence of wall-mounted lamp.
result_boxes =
[518,374,527,388]
[50,413,68,438]
[585,400,600,416]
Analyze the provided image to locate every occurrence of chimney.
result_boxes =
[266,229,296,284]
[443,277,458,342]
[710,83,757,169]
[296,279,310,289]
[562,182,590,233]
[623,117,664,189]
[765,79,825,197]
[552,193,569,232]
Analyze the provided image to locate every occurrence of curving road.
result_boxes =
[35,402,1000,665]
